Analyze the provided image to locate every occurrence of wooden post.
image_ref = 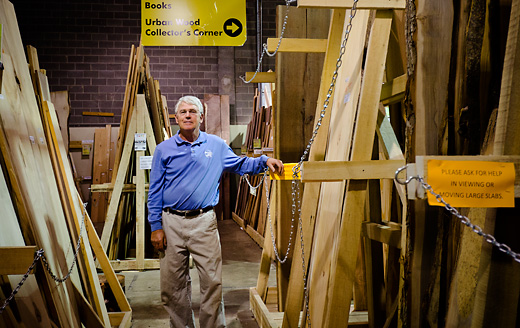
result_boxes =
[321,10,393,327]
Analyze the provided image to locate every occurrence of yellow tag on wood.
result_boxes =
[82,144,91,156]
[253,138,262,149]
[269,163,300,181]
[427,160,515,208]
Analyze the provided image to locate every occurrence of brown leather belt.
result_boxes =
[164,206,213,217]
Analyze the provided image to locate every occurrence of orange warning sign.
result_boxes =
[427,160,515,208]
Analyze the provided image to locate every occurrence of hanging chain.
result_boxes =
[243,170,268,195]
[395,166,520,264]
[242,2,360,327]
[240,0,293,84]
[0,203,88,314]
[264,172,297,264]
[0,249,44,314]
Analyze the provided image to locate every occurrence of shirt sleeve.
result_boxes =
[222,144,269,175]
[147,146,165,231]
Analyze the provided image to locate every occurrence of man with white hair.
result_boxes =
[147,95,283,328]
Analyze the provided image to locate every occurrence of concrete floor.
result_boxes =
[122,219,276,327]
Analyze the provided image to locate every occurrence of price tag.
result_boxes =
[427,160,515,208]
[140,156,153,170]
[135,133,147,151]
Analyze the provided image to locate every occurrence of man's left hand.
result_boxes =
[266,158,284,175]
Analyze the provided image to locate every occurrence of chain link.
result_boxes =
[395,166,520,264]
[240,0,293,84]
[0,203,88,314]
[243,3,360,326]
[243,170,268,191]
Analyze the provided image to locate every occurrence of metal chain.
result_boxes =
[395,166,520,264]
[0,203,88,314]
[292,3,360,325]
[243,170,268,192]
[0,249,44,314]
[294,2,359,175]
[264,173,297,264]
[240,0,293,84]
[244,3,359,326]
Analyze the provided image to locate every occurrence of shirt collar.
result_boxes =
[173,131,207,145]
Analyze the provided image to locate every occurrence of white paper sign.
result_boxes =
[140,156,153,170]
[135,133,147,151]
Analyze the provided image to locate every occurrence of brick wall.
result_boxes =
[13,0,283,127]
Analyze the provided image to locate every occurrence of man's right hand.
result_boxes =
[151,229,167,252]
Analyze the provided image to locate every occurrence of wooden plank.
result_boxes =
[146,74,164,145]
[71,282,104,328]
[300,159,405,182]
[306,9,370,327]
[297,0,405,9]
[232,212,246,230]
[91,183,149,193]
[43,100,111,326]
[380,74,406,105]
[50,90,71,153]
[245,72,277,83]
[83,195,131,313]
[109,312,132,327]
[82,111,114,117]
[282,9,353,328]
[135,95,146,270]
[109,259,161,271]
[407,16,455,325]
[266,38,327,53]
[0,246,37,275]
[323,10,393,327]
[494,0,520,157]
[112,45,141,185]
[446,1,520,325]
[220,95,231,145]
[0,2,85,322]
[91,125,111,223]
[362,222,402,249]
[245,224,265,248]
[0,162,51,327]
[101,113,137,251]
[275,5,330,312]
[204,94,222,138]
[250,287,280,328]
[256,182,276,301]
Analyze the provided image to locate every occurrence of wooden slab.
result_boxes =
[322,10,393,327]
[266,38,327,53]
[297,0,405,9]
[306,9,370,327]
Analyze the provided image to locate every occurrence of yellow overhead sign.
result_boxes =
[141,0,246,46]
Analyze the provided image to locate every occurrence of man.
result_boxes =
[147,95,283,328]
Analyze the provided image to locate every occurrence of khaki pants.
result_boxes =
[160,210,226,328]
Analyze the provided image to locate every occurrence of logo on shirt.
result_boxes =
[205,150,213,158]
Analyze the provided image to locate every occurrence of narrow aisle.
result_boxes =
[124,219,271,327]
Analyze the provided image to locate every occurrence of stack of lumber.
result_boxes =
[90,124,114,235]
[95,43,171,267]
[0,0,130,326]
[232,83,274,246]
[251,1,520,328]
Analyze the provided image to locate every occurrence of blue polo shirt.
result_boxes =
[147,131,268,231]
